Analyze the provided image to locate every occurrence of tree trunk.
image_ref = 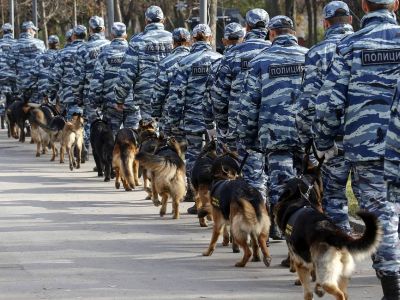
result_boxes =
[305,0,313,47]
[312,0,318,44]
[265,0,281,17]
[114,0,122,22]
[39,0,48,47]
[209,0,218,51]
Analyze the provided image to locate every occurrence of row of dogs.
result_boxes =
[5,100,383,300]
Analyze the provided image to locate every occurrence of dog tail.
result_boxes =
[237,198,259,224]
[136,152,177,174]
[344,211,382,261]
[120,142,136,189]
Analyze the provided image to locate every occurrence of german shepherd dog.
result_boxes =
[28,103,62,158]
[5,98,32,142]
[90,119,114,182]
[136,137,186,219]
[200,152,272,268]
[112,128,140,191]
[275,169,382,300]
[191,139,218,227]
[60,113,84,171]
[137,119,159,199]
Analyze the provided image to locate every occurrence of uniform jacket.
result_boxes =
[0,33,17,93]
[114,23,173,118]
[72,33,110,104]
[237,34,308,151]
[32,49,59,97]
[313,10,400,161]
[167,42,222,134]
[296,24,353,146]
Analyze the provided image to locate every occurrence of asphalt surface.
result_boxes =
[0,129,383,300]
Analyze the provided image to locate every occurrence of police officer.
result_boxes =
[211,8,271,206]
[114,5,173,120]
[384,81,400,300]
[0,23,17,109]
[313,0,400,298]
[7,21,45,103]
[237,16,308,240]
[32,35,60,103]
[203,22,245,142]
[48,25,87,119]
[296,1,354,232]
[152,28,191,135]
[167,24,222,203]
[89,22,141,135]
[73,16,110,161]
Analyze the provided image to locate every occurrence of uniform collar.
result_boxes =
[3,33,14,39]
[144,22,165,32]
[72,39,84,45]
[19,32,34,39]
[88,32,105,41]
[245,28,268,41]
[272,34,298,47]
[111,38,128,45]
[361,9,398,28]
[172,45,190,54]
[324,23,354,39]
[190,41,212,52]
[223,44,234,54]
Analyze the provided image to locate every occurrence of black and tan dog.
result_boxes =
[137,119,159,199]
[200,153,272,268]
[90,119,114,182]
[191,139,218,227]
[136,137,186,219]
[275,171,382,300]
[5,98,32,142]
[113,128,140,191]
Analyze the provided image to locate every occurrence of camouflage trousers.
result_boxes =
[266,151,297,205]
[104,107,141,136]
[237,145,267,201]
[351,162,400,275]
[185,133,204,178]
[322,154,354,233]
[83,106,98,149]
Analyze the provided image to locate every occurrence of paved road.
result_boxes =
[0,129,382,300]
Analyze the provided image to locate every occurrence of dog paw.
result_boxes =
[69,166,73,171]
[294,279,301,286]
[252,256,261,262]
[145,196,152,200]
[222,240,229,247]
[263,256,271,267]
[153,200,161,207]
[202,250,212,256]
[36,153,40,157]
[125,188,132,192]
[314,284,325,297]
[104,177,110,182]
[115,182,120,189]
[159,210,166,217]
[235,262,246,268]
[232,246,240,253]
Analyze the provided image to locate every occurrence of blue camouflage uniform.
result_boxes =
[72,16,110,151]
[7,21,46,103]
[0,24,17,97]
[151,27,191,134]
[31,35,60,102]
[313,8,400,277]
[47,26,86,118]
[115,6,173,120]
[295,1,354,232]
[237,16,307,208]
[202,22,245,141]
[212,9,271,198]
[89,22,141,135]
[167,24,222,177]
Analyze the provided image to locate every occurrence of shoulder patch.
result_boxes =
[89,49,101,59]
[362,49,400,66]
[107,56,124,65]
[241,58,250,71]
[191,65,209,76]
[145,43,173,54]
[269,63,305,78]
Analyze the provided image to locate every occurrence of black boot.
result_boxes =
[81,145,89,164]
[184,178,195,202]
[187,204,197,215]
[379,273,400,300]
[269,204,284,241]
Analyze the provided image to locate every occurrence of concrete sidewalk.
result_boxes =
[0,129,382,300]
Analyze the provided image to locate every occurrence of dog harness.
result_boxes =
[210,180,231,220]
[285,206,315,238]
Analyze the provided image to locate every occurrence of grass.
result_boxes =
[346,178,359,217]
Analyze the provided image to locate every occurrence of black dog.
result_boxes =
[6,99,31,142]
[275,172,382,300]
[90,119,115,181]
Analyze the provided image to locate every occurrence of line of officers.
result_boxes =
[0,0,399,298]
